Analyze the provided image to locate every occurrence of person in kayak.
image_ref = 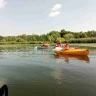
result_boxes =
[41,42,44,47]
[55,40,63,47]
[63,43,69,50]
[41,42,49,47]
[43,42,49,47]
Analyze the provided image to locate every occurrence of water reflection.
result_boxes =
[54,54,90,64]
[0,45,96,96]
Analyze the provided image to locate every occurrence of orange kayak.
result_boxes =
[52,49,90,56]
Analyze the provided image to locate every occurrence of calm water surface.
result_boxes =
[0,45,96,96]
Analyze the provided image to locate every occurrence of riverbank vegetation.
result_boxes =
[0,29,96,44]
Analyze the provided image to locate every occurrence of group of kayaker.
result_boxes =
[55,40,69,50]
[35,40,89,56]
[39,40,69,49]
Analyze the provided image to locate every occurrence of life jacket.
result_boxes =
[57,43,62,47]
[43,43,49,47]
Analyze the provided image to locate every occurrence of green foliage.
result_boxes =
[0,36,3,41]
[0,29,96,44]
[60,29,67,37]
[63,33,74,39]
[57,37,65,41]
[47,31,60,42]
[70,38,96,43]
[79,32,87,38]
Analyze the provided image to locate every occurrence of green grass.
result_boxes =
[0,43,96,48]
[69,43,96,49]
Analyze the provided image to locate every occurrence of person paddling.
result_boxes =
[63,43,69,50]
[41,42,44,47]
[55,40,63,48]
[44,42,49,47]
[41,42,49,47]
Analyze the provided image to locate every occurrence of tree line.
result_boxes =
[0,29,96,44]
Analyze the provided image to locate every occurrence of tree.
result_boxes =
[47,31,60,42]
[63,33,74,42]
[0,36,3,41]
[60,29,68,37]
[79,32,87,38]
[46,35,51,42]
[39,34,47,41]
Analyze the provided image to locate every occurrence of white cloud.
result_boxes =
[51,4,62,10]
[0,0,7,8]
[49,11,60,17]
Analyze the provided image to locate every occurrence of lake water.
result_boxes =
[0,45,96,96]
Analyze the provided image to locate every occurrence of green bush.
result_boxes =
[69,38,96,43]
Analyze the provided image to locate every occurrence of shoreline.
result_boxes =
[0,43,96,48]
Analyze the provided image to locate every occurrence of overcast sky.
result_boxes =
[0,0,96,36]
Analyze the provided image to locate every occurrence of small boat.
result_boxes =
[52,49,90,56]
[34,42,50,49]
[37,46,49,49]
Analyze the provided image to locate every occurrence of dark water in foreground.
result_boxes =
[0,45,96,96]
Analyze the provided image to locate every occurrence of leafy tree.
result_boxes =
[79,32,87,38]
[1,29,96,44]
[60,29,68,37]
[47,31,60,42]
[39,34,47,41]
[63,33,74,40]
[46,35,51,42]
[0,36,3,41]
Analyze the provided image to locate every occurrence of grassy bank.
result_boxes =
[0,43,96,48]
[69,43,96,49]
[0,41,53,45]
[67,38,96,43]
[1,38,96,45]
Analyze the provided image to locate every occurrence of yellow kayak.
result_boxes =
[52,49,90,56]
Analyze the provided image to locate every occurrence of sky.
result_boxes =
[0,0,96,36]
